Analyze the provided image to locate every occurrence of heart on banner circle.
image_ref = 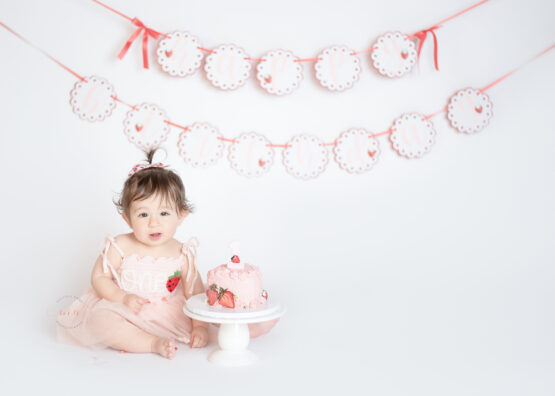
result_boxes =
[256,49,303,95]
[156,31,204,77]
[228,132,274,177]
[123,103,170,151]
[371,32,417,78]
[447,88,493,133]
[334,128,380,173]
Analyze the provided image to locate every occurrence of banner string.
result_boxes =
[93,0,490,68]
[0,21,86,82]
[1,21,553,149]
[479,43,555,93]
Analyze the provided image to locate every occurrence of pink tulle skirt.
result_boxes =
[56,287,279,351]
[57,287,194,350]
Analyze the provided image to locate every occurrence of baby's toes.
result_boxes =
[165,340,176,358]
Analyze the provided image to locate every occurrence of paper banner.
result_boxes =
[334,128,380,173]
[69,76,116,122]
[204,44,252,90]
[390,113,436,158]
[256,49,303,95]
[123,103,170,150]
[447,88,493,133]
[177,122,224,168]
[371,32,417,77]
[156,31,204,77]
[228,132,274,177]
[283,134,329,179]
[315,46,361,91]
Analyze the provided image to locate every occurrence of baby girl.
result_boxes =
[57,150,277,359]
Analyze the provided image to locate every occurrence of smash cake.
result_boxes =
[206,242,268,310]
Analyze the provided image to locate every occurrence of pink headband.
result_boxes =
[128,162,168,177]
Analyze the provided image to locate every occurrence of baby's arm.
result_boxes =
[90,243,126,304]
[182,255,209,347]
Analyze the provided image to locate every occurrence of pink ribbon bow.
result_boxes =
[128,162,168,177]
[117,18,163,69]
[412,25,440,71]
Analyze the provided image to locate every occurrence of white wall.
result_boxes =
[1,0,554,394]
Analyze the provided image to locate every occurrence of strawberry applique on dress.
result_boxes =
[166,271,181,292]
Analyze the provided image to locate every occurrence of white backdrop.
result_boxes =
[1,0,554,394]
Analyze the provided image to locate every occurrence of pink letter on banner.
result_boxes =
[390,113,436,159]
[156,31,204,77]
[315,46,361,92]
[334,128,380,173]
[204,44,251,90]
[123,103,170,151]
[70,76,116,122]
[177,122,224,168]
[447,88,493,133]
[283,134,329,180]
[371,32,416,78]
[256,49,303,95]
[228,132,274,177]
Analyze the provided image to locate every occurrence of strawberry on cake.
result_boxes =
[205,243,268,310]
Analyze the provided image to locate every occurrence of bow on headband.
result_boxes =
[128,162,168,177]
[117,18,163,69]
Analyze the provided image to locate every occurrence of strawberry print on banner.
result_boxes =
[69,76,116,122]
[333,128,380,173]
[256,50,303,95]
[447,88,493,134]
[315,46,361,92]
[156,31,204,77]
[123,103,170,151]
[177,122,224,168]
[390,113,436,159]
[228,132,274,177]
[283,135,329,180]
[371,32,417,78]
[204,44,251,90]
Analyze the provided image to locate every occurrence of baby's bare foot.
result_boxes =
[151,337,176,359]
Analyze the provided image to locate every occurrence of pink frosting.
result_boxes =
[206,263,266,309]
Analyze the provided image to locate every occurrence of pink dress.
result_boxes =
[56,235,204,350]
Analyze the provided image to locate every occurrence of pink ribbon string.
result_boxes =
[408,0,490,72]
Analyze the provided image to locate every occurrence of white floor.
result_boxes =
[3,269,554,396]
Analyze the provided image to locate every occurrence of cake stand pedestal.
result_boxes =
[183,293,286,367]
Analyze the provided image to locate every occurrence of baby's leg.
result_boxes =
[248,318,280,338]
[88,309,176,359]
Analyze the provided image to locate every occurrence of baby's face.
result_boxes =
[123,194,186,248]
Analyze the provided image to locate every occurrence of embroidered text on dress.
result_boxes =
[121,269,171,294]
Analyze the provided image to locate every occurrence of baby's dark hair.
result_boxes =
[113,149,194,218]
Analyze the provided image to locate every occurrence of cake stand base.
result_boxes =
[183,294,286,367]
[210,322,257,367]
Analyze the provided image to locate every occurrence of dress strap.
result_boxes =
[100,235,124,288]
[105,235,125,257]
[181,237,200,297]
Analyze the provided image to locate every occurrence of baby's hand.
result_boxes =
[123,293,150,314]
[190,326,208,348]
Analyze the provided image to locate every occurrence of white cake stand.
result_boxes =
[183,293,286,367]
